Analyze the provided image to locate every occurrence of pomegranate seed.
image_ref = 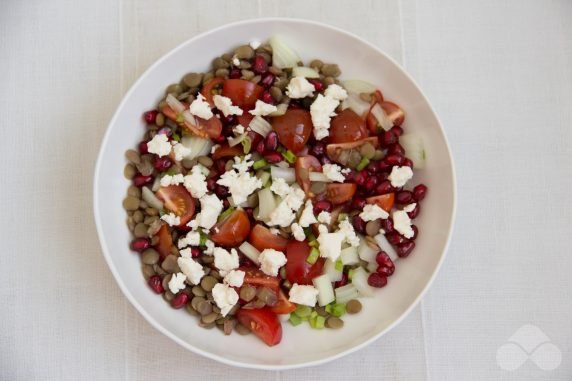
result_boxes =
[413,184,428,201]
[386,231,406,245]
[138,141,149,154]
[252,55,268,74]
[364,176,378,190]
[334,272,348,288]
[376,252,394,268]
[390,126,404,137]
[264,131,279,152]
[157,127,172,138]
[313,200,332,214]
[206,178,217,191]
[130,238,150,252]
[133,174,153,187]
[387,143,405,156]
[148,276,164,294]
[171,292,189,309]
[320,155,332,165]
[353,170,368,186]
[261,73,275,88]
[410,225,418,240]
[375,180,393,195]
[215,185,229,198]
[264,152,282,163]
[379,130,397,147]
[408,204,421,219]
[311,143,325,156]
[397,241,415,257]
[384,154,404,166]
[402,158,413,168]
[378,161,392,173]
[222,198,230,209]
[229,68,241,79]
[367,273,388,288]
[395,190,414,204]
[190,247,201,257]
[256,140,266,154]
[153,156,172,171]
[380,218,394,233]
[260,91,274,104]
[366,161,379,174]
[221,114,237,125]
[377,266,395,276]
[213,133,226,144]
[351,198,366,210]
[308,79,324,92]
[143,110,158,124]
[352,215,366,234]
[215,159,226,174]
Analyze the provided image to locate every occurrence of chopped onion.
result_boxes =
[269,36,301,69]
[340,246,359,265]
[142,186,164,211]
[228,132,247,147]
[358,236,378,263]
[334,283,359,304]
[341,80,377,95]
[341,93,371,118]
[151,176,161,192]
[270,166,296,183]
[309,172,331,182]
[292,66,320,78]
[249,115,272,137]
[312,274,335,306]
[196,164,210,177]
[400,133,426,169]
[181,135,213,160]
[165,94,198,130]
[238,241,260,265]
[371,103,393,131]
[366,261,378,273]
[256,187,277,221]
[351,267,376,297]
[374,233,398,262]
[323,259,343,282]
[268,103,288,117]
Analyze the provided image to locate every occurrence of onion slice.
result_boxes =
[371,103,393,131]
[270,166,296,183]
[292,66,320,78]
[341,80,377,95]
[142,186,164,211]
[269,36,301,69]
[249,115,272,137]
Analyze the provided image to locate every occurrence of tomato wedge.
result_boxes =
[154,224,173,259]
[201,77,224,106]
[195,115,222,139]
[249,224,288,252]
[211,143,243,160]
[222,79,264,110]
[237,113,254,127]
[155,185,196,226]
[236,308,282,346]
[295,155,322,194]
[271,289,297,314]
[210,209,251,247]
[160,102,221,139]
[325,183,357,205]
[271,109,313,154]
[329,109,368,144]
[381,101,405,127]
[366,193,395,212]
[240,267,281,290]
[326,137,379,166]
[285,240,325,285]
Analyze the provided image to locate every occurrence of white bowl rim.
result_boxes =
[93,16,457,370]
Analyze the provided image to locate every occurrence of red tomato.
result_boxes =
[195,115,223,139]
[154,224,173,259]
[236,308,282,346]
[249,224,288,252]
[373,89,384,103]
[271,109,313,154]
[210,209,251,247]
[381,101,405,126]
[240,267,281,290]
[160,102,220,139]
[271,289,297,315]
[295,155,322,194]
[237,113,254,127]
[222,79,264,110]
[326,183,357,205]
[326,137,379,165]
[329,109,368,144]
[211,143,243,160]
[155,185,196,226]
[201,77,224,106]
[366,193,395,212]
[285,240,325,285]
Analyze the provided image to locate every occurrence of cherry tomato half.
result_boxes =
[155,185,196,226]
[210,209,251,247]
[222,79,264,110]
[285,240,325,285]
[249,224,288,252]
[295,155,322,194]
[366,193,395,212]
[325,183,357,205]
[329,108,368,144]
[236,308,282,346]
[271,109,313,154]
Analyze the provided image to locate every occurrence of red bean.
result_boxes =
[138,141,149,154]
[375,251,394,267]
[379,130,397,147]
[380,218,394,233]
[157,127,172,138]
[334,272,348,288]
[261,73,275,88]
[378,160,392,173]
[206,178,217,191]
[375,180,393,195]
[256,140,266,154]
[264,131,278,152]
[171,292,189,309]
[310,142,325,156]
[387,143,405,156]
[143,110,158,124]
[153,156,172,171]
[384,154,404,166]
[320,156,332,165]
[351,197,366,210]
[366,161,379,174]
[390,126,403,137]
[354,170,368,186]
[352,215,366,234]
[130,238,150,252]
[402,158,414,168]
[260,91,274,104]
[397,241,415,257]
[308,79,324,92]
[229,68,241,79]
[395,190,414,204]
[410,225,418,240]
[313,200,332,214]
[252,55,268,74]
[364,176,378,190]
[264,152,282,163]
[367,273,388,288]
[148,276,164,294]
[408,204,421,219]
[413,184,428,201]
[377,265,395,276]
[215,185,230,198]
[386,231,406,245]
[133,174,153,187]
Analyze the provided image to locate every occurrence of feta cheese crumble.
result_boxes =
[269,228,281,235]
[189,93,214,120]
[338,217,360,247]
[270,178,291,198]
[183,165,208,199]
[310,94,339,140]
[177,231,201,249]
[217,155,262,205]
[213,247,239,276]
[291,222,305,241]
[172,142,191,161]
[288,284,319,306]
[258,249,287,276]
[211,144,221,155]
[286,76,315,99]
[298,200,317,227]
[403,203,417,213]
[322,164,346,183]
[177,257,205,285]
[223,270,245,288]
[268,201,296,227]
[388,166,414,188]
[204,239,215,255]
[232,124,245,135]
[161,212,180,226]
[212,283,239,317]
[360,204,389,221]
[195,194,223,230]
[249,40,261,50]
[160,173,184,187]
[317,211,332,224]
[168,273,187,294]
[392,210,414,238]
[147,133,172,157]
[324,84,348,101]
[231,55,240,66]
[213,94,243,117]
[249,100,278,116]
[317,231,345,261]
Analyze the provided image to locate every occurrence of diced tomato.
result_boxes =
[329,109,368,144]
[195,115,223,139]
[271,289,297,315]
[373,89,384,103]
[155,185,196,226]
[201,77,225,106]
[210,209,251,247]
[211,143,243,160]
[236,308,282,346]
[285,240,325,285]
[325,183,357,205]
[271,109,313,154]
[295,155,322,194]
[240,267,281,290]
[160,102,220,139]
[249,224,288,252]
[381,101,405,127]
[366,193,395,212]
[222,79,264,110]
[326,137,379,166]
[154,224,173,259]
[237,113,254,127]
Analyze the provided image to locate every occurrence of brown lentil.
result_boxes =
[256,287,277,306]
[241,69,255,80]
[201,312,219,324]
[235,45,255,60]
[155,113,165,126]
[143,216,158,226]
[141,248,160,265]
[201,255,214,265]
[359,92,373,103]
[162,274,172,290]
[191,296,205,311]
[235,323,250,335]
[136,155,154,176]
[133,223,148,238]
[185,302,199,316]
[360,143,376,159]
[269,86,283,102]
[153,264,167,276]
[198,321,215,329]
[223,319,235,335]
[139,200,148,209]
[161,255,180,273]
[145,207,159,216]
[326,316,344,329]
[346,299,362,314]
[315,306,329,317]
[200,276,218,292]
[147,220,162,237]
[163,291,175,302]
[215,68,229,78]
[258,52,272,64]
[127,218,135,232]
[197,300,213,316]
[310,59,324,70]
[127,185,141,198]
[202,72,214,85]
[221,52,233,62]
[250,75,261,84]
[197,156,213,168]
[240,285,257,302]
[166,83,182,96]
[212,57,229,70]
[268,66,283,75]
[123,164,136,179]
[324,76,335,86]
[321,64,341,77]
[373,149,385,160]
[125,149,141,164]
[238,60,252,69]
[132,210,143,223]
[123,196,140,211]
[141,264,155,281]
[191,286,206,297]
[209,270,223,281]
[183,73,202,88]
[365,220,382,237]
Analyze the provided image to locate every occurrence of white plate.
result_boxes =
[93,17,456,370]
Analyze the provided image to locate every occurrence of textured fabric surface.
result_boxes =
[0,0,571,380]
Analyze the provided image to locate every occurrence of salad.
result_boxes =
[122,37,428,346]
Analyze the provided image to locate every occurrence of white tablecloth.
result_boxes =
[1,0,571,379]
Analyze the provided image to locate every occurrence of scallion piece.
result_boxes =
[356,157,370,171]
[218,207,235,222]
[282,150,297,164]
[289,313,302,326]
[332,303,346,317]
[253,159,268,170]
[241,136,252,154]
[347,268,355,281]
[199,233,208,247]
[306,247,320,264]
[308,240,318,247]
[337,213,348,222]
[304,228,316,242]
[335,259,344,272]
[325,304,334,314]
[310,315,326,329]
[176,114,184,123]
[295,305,312,318]
[277,146,286,154]
[172,132,181,142]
